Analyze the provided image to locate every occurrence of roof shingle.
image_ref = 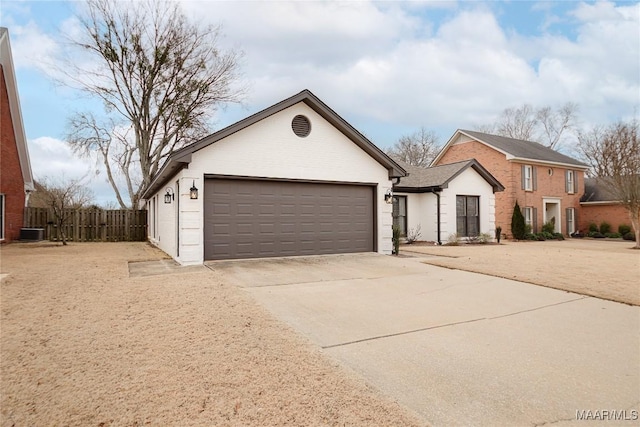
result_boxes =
[458,130,588,168]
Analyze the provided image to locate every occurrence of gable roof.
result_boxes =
[0,27,34,192]
[580,177,622,203]
[432,129,588,170]
[143,89,406,199]
[393,158,504,193]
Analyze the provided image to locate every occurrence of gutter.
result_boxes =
[432,188,442,245]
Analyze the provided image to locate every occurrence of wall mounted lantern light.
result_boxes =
[190,180,199,200]
[384,189,394,204]
[164,187,174,204]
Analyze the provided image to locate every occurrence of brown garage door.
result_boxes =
[204,178,375,260]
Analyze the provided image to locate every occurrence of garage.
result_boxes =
[143,89,405,265]
[204,178,374,260]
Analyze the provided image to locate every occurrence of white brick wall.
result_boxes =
[398,167,497,244]
[149,102,394,264]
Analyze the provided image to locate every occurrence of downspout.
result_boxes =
[432,188,442,245]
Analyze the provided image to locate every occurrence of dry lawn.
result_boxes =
[0,242,424,427]
[403,238,640,306]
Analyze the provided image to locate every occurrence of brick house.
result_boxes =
[1,28,34,242]
[580,178,632,234]
[432,130,588,238]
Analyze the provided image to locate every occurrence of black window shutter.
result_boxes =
[565,208,570,235]
[521,165,526,190]
[532,207,538,233]
[565,170,570,193]
[532,166,537,191]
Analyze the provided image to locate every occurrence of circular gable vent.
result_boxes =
[291,115,311,137]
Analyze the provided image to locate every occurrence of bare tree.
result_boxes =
[480,103,578,149]
[386,127,440,167]
[31,178,94,245]
[536,103,579,149]
[496,104,538,141]
[578,119,640,248]
[64,0,244,208]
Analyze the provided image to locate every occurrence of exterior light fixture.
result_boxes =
[189,180,198,200]
[164,187,174,203]
[384,189,394,204]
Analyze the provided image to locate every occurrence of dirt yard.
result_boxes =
[0,243,424,427]
[402,238,639,306]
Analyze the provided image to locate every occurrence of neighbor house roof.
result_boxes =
[393,158,504,193]
[143,89,406,199]
[580,178,620,204]
[432,129,588,170]
[0,27,34,192]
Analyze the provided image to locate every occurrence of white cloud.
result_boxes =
[8,20,59,71]
[9,0,640,204]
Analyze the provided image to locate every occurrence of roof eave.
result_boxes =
[509,157,589,170]
[1,28,34,191]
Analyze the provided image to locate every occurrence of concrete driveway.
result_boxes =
[209,253,640,426]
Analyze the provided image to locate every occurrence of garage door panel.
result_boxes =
[204,179,374,260]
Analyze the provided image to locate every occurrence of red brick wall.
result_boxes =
[436,139,585,237]
[579,204,632,234]
[0,65,26,242]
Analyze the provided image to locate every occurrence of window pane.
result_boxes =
[456,196,465,216]
[457,217,465,235]
[467,217,479,237]
[467,197,478,216]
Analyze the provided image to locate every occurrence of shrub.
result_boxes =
[406,224,422,244]
[588,231,605,238]
[553,232,565,240]
[588,223,599,233]
[542,221,555,234]
[599,221,612,234]
[604,232,622,238]
[623,232,636,241]
[446,233,460,246]
[477,232,492,244]
[618,224,631,235]
[511,201,526,240]
[392,225,401,255]
[524,233,538,240]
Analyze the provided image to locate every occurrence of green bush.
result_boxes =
[588,223,599,233]
[542,221,555,234]
[553,232,565,240]
[604,232,622,238]
[588,231,605,238]
[511,201,526,240]
[599,221,611,234]
[618,224,631,235]
[623,232,636,241]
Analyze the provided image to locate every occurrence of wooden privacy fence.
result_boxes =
[24,208,147,242]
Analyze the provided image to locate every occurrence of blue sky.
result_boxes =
[1,0,639,205]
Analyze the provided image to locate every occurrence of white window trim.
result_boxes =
[567,208,575,234]
[523,206,533,228]
[567,170,575,194]
[524,165,533,191]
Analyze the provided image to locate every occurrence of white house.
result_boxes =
[392,159,504,244]
[142,90,406,264]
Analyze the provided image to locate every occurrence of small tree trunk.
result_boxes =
[630,213,640,249]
